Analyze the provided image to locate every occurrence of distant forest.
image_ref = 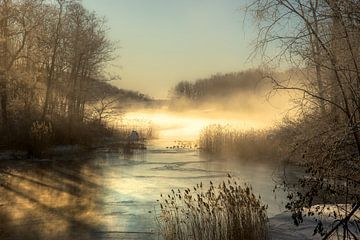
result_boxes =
[170,70,269,101]
[167,69,281,111]
[90,79,152,104]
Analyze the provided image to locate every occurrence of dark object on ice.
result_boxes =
[130,130,139,143]
[125,130,146,150]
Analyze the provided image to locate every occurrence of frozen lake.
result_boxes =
[0,138,291,239]
[0,110,310,239]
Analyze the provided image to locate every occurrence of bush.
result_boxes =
[29,121,53,156]
[157,176,269,240]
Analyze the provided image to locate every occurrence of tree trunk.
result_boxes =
[310,0,326,115]
[328,0,343,121]
[0,0,9,131]
[0,77,8,128]
[42,1,63,120]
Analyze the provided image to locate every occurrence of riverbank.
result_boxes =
[0,136,148,162]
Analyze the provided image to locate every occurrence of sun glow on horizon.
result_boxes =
[119,109,274,142]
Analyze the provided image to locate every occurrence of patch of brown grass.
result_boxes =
[199,124,281,161]
[157,176,269,240]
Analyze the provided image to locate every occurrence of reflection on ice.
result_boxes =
[0,144,286,240]
[0,108,288,239]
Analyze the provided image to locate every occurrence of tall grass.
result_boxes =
[3,111,117,157]
[157,176,269,240]
[114,118,154,140]
[199,124,281,161]
[3,112,154,156]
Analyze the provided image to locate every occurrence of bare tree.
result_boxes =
[0,0,45,130]
[247,0,360,238]
[0,0,11,129]
[65,2,114,123]
[41,0,65,120]
[88,94,120,125]
[0,0,117,149]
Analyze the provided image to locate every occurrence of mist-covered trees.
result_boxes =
[170,70,266,101]
[0,0,116,150]
[248,0,360,238]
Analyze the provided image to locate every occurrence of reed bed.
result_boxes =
[112,118,155,140]
[157,176,269,240]
[199,124,280,161]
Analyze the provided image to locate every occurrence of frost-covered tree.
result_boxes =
[247,0,360,238]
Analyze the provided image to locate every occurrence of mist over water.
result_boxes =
[121,104,288,143]
[123,109,259,141]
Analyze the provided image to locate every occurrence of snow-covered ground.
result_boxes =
[270,206,360,239]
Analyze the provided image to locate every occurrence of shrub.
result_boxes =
[29,121,53,156]
[157,176,269,240]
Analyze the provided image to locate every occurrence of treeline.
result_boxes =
[170,70,267,102]
[0,0,117,153]
[89,79,153,109]
[91,80,152,103]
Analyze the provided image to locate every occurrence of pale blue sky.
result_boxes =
[82,0,256,98]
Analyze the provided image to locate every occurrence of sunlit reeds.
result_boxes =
[199,124,280,161]
[157,176,269,240]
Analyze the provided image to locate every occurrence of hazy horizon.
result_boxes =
[82,0,257,98]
